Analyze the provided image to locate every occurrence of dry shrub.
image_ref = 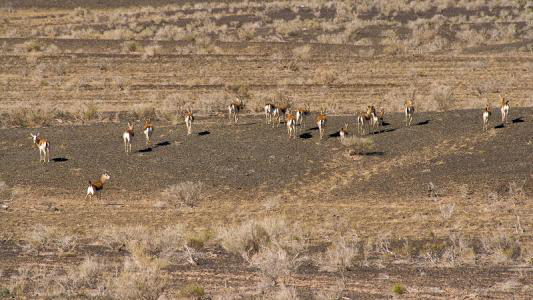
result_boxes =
[292,45,312,59]
[217,217,307,261]
[8,103,57,128]
[430,83,454,112]
[131,103,156,120]
[99,225,186,260]
[480,232,522,264]
[161,182,204,208]
[313,67,338,85]
[269,284,299,300]
[180,283,205,298]
[217,218,307,285]
[25,224,77,253]
[109,245,167,300]
[251,245,306,286]
[122,41,141,53]
[440,232,475,266]
[319,234,360,272]
[341,136,375,155]
[14,40,42,53]
[142,44,161,60]
[67,256,109,290]
[77,103,99,121]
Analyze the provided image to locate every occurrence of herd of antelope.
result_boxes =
[30,94,512,198]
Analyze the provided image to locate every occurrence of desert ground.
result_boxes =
[0,1,532,299]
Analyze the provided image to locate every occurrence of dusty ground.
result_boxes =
[1,109,532,298]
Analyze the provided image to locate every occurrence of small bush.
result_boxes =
[187,230,214,249]
[123,41,140,53]
[23,40,42,52]
[251,245,305,285]
[180,283,205,298]
[292,45,312,59]
[430,84,454,112]
[392,283,406,295]
[69,257,108,289]
[341,136,375,155]
[9,104,57,128]
[320,235,359,272]
[25,224,77,252]
[142,44,161,60]
[161,182,204,208]
[78,103,98,121]
[131,103,156,120]
[99,225,186,261]
[216,217,307,272]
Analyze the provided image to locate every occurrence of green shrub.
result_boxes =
[392,283,406,295]
[180,283,205,298]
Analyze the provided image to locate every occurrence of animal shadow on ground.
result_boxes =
[382,121,391,126]
[329,131,341,138]
[156,141,171,147]
[52,157,68,162]
[299,132,313,139]
[309,126,319,131]
[361,151,385,156]
[512,117,524,123]
[494,124,505,129]
[374,128,396,135]
[138,147,153,153]
[198,131,210,136]
[416,120,430,126]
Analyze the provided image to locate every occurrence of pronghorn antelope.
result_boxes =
[339,123,349,141]
[264,103,275,125]
[286,111,297,139]
[86,172,111,199]
[273,103,290,127]
[482,105,491,131]
[499,94,510,124]
[184,109,194,135]
[143,119,154,144]
[357,106,376,135]
[316,110,327,140]
[123,122,134,154]
[405,99,415,127]
[295,105,310,127]
[30,133,50,163]
[228,98,244,124]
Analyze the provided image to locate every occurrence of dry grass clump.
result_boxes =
[161,181,204,208]
[76,103,99,122]
[268,284,299,300]
[392,283,407,295]
[217,217,308,285]
[24,224,77,253]
[109,245,168,300]
[341,136,375,155]
[142,43,161,59]
[7,103,58,128]
[480,232,523,264]
[430,83,455,112]
[66,256,109,292]
[122,41,141,53]
[179,283,205,298]
[131,103,156,120]
[292,45,312,60]
[99,225,186,260]
[319,234,360,272]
